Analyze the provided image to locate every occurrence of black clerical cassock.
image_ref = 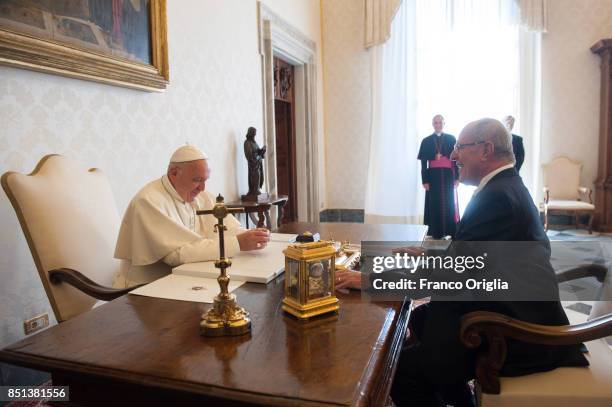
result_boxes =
[417,133,459,238]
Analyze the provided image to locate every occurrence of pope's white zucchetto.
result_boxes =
[169,145,208,163]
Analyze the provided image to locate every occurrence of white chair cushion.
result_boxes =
[480,339,612,407]
[545,200,595,211]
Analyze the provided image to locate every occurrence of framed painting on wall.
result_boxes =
[0,0,168,91]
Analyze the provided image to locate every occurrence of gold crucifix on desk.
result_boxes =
[196,194,251,336]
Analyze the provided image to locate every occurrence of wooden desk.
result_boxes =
[0,223,427,406]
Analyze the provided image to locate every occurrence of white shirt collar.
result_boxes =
[435,132,442,137]
[473,163,515,195]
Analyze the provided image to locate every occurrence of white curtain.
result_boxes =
[519,30,542,201]
[364,0,422,224]
[415,0,523,215]
[516,0,548,32]
[364,0,404,48]
[364,0,541,223]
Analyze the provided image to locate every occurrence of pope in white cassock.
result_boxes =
[113,145,271,287]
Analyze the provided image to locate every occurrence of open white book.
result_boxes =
[270,233,297,243]
[172,240,289,283]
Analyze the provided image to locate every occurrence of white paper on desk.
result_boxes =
[270,233,297,243]
[129,274,245,303]
[173,240,288,283]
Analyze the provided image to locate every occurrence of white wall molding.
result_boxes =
[258,2,319,222]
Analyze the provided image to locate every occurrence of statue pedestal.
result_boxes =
[241,193,269,202]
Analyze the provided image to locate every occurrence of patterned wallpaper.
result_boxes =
[0,0,323,347]
[322,0,612,209]
[541,0,612,188]
[322,0,372,209]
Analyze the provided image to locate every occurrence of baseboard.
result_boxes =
[319,209,364,223]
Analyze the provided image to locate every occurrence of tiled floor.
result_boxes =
[532,229,612,349]
[551,228,612,349]
[562,299,612,348]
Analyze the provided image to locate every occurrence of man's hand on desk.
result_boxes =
[335,270,362,290]
[237,228,270,251]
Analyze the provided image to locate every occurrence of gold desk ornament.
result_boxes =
[282,241,340,320]
[334,241,361,271]
[196,194,251,336]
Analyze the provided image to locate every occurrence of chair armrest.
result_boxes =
[49,268,143,301]
[460,311,612,394]
[542,187,550,204]
[556,264,607,284]
[578,186,593,203]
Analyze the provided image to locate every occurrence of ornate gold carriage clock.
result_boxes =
[282,241,339,320]
[196,195,251,336]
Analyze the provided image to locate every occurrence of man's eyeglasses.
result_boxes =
[453,140,486,152]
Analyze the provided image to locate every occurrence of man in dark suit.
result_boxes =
[504,115,525,172]
[385,118,587,406]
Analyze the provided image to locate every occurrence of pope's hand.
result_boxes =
[237,228,270,251]
[335,270,362,290]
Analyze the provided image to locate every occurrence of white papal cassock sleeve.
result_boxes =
[162,234,241,266]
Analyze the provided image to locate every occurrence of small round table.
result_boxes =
[226,195,289,229]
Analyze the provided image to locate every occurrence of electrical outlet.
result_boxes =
[23,313,49,335]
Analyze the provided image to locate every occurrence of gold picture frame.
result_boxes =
[0,0,168,92]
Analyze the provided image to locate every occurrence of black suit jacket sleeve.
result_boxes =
[418,136,432,184]
[420,160,429,184]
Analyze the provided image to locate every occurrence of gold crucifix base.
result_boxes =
[200,293,251,336]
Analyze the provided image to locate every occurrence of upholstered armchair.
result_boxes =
[541,156,595,233]
[460,265,612,406]
[2,155,139,322]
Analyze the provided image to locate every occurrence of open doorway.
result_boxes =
[258,3,320,222]
[273,57,298,223]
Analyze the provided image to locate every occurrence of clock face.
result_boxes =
[307,259,332,300]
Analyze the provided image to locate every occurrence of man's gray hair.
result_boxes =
[469,118,515,163]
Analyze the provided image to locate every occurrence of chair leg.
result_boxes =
[588,212,594,234]
[543,207,549,231]
[575,213,580,228]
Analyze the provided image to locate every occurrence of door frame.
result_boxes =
[258,2,319,222]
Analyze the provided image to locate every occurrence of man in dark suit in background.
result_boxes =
[504,115,525,172]
[386,118,587,407]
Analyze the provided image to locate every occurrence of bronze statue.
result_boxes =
[243,127,266,200]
